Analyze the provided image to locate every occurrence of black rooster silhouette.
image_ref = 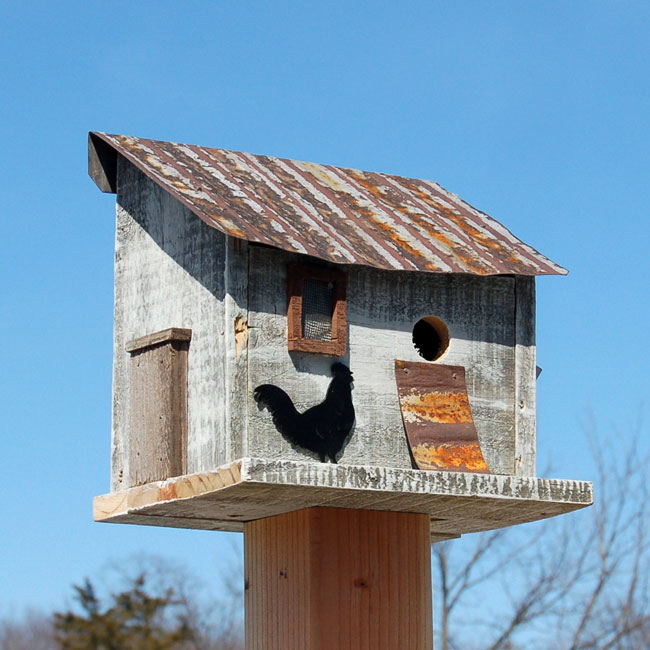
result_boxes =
[253,362,355,463]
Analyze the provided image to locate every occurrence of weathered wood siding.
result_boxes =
[111,161,535,486]
[514,276,537,476]
[112,159,247,491]
[248,246,524,474]
[127,336,189,487]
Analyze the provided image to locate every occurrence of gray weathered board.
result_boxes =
[111,154,538,493]
[113,158,247,490]
[126,328,191,486]
[246,246,523,475]
[94,458,593,541]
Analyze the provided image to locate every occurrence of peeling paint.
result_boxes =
[234,315,249,359]
[89,132,568,277]
[95,457,593,536]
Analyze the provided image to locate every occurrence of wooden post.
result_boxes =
[244,507,433,650]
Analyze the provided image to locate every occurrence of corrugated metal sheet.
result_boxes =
[394,361,490,474]
[88,132,567,276]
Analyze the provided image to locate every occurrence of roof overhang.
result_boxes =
[89,131,568,276]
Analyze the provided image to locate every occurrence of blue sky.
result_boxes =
[1,1,648,614]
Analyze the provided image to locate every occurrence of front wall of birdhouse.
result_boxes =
[247,246,529,475]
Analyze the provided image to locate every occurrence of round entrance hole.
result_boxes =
[412,316,450,361]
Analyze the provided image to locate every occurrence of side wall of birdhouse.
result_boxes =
[111,159,248,491]
[247,245,537,476]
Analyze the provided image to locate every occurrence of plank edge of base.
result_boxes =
[92,457,593,538]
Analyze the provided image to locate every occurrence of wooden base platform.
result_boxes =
[94,458,592,541]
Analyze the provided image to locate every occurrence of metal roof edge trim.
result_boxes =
[88,131,569,277]
[88,132,118,193]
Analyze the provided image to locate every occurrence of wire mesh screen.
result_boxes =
[302,278,334,340]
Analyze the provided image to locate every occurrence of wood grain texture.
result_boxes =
[125,328,192,352]
[94,458,593,537]
[127,339,188,487]
[113,159,228,490]
[514,276,536,476]
[224,236,250,461]
[112,166,535,488]
[244,508,433,650]
[349,266,516,475]
[248,247,517,474]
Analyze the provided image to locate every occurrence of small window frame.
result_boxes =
[287,264,347,356]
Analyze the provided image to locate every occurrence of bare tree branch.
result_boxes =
[433,411,649,650]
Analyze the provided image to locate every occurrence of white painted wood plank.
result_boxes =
[224,236,249,461]
[113,160,229,489]
[247,247,517,474]
[514,276,537,476]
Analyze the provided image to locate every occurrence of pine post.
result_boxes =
[244,507,433,650]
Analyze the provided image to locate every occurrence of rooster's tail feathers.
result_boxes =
[253,384,293,411]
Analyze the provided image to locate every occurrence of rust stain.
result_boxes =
[412,442,490,472]
[347,169,386,201]
[395,360,490,474]
[89,131,568,277]
[367,214,425,265]
[220,222,246,239]
[159,484,178,501]
[400,390,473,424]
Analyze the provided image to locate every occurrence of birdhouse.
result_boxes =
[90,132,592,540]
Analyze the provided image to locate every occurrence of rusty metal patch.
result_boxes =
[89,132,567,277]
[395,360,490,473]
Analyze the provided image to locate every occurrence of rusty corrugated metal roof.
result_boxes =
[88,132,567,276]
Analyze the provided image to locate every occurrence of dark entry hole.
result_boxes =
[412,316,450,361]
